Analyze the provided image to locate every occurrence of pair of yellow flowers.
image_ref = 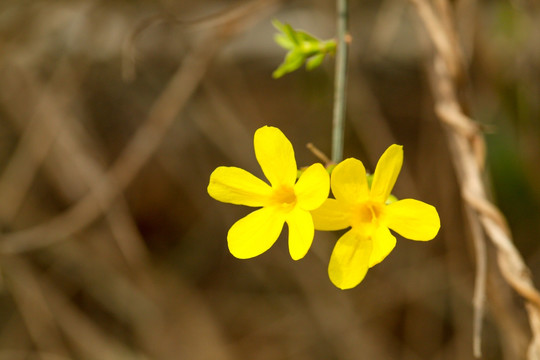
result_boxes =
[208,126,440,289]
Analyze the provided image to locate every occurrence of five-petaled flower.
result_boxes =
[312,145,441,289]
[208,126,330,260]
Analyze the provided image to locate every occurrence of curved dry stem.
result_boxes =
[410,0,540,358]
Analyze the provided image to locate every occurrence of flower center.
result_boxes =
[269,185,297,211]
[351,201,384,234]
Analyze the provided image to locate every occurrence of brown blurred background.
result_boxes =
[0,0,539,359]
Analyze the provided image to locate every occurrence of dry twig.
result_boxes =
[410,0,540,357]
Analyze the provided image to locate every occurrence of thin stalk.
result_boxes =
[331,0,349,163]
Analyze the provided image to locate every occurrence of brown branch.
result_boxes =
[0,0,281,254]
[0,37,217,253]
[3,257,70,357]
[0,60,81,224]
[3,257,147,360]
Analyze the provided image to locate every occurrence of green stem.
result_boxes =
[331,0,349,163]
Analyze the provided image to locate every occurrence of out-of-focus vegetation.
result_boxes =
[0,0,538,359]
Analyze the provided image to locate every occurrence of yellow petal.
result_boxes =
[286,208,314,260]
[331,158,369,204]
[311,198,351,231]
[294,163,330,211]
[328,229,373,290]
[370,145,403,203]
[386,199,440,241]
[368,226,396,267]
[254,126,297,187]
[208,166,272,207]
[227,207,285,259]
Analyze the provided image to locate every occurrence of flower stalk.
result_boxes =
[331,0,349,163]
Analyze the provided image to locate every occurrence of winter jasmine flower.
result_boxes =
[312,145,440,289]
[208,126,330,260]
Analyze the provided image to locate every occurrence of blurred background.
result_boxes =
[0,0,539,359]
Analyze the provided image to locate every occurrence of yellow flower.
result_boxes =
[208,126,330,260]
[312,145,440,289]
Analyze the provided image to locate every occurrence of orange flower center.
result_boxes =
[269,185,297,211]
[351,201,384,234]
